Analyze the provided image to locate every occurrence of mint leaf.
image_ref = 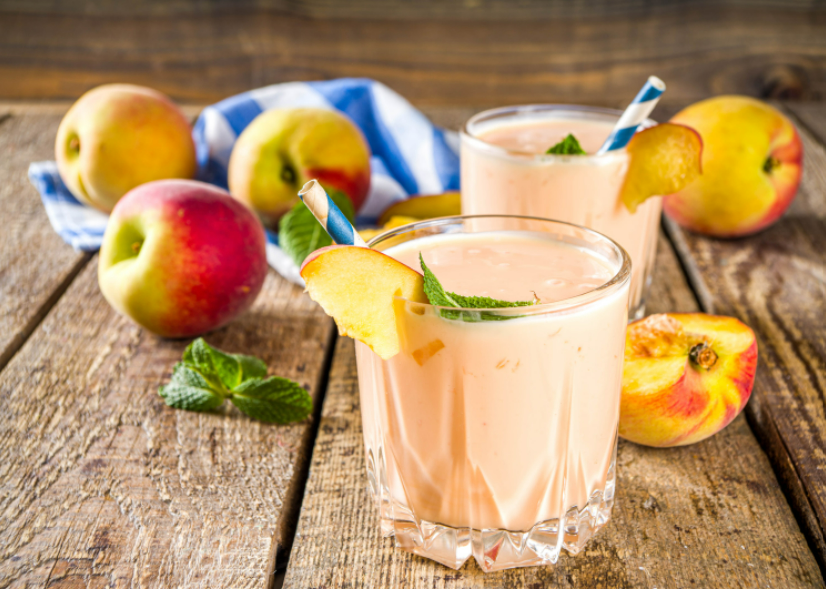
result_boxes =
[236,354,268,381]
[419,254,536,321]
[420,253,463,307]
[546,134,587,155]
[183,338,239,391]
[159,363,225,412]
[279,189,356,267]
[158,339,310,424]
[230,377,313,424]
[182,338,270,390]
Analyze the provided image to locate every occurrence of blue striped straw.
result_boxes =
[298,180,367,248]
[597,76,666,155]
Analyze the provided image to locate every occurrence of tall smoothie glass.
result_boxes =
[356,215,631,572]
[461,105,659,320]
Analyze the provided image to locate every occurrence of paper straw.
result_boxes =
[597,76,666,154]
[298,180,367,248]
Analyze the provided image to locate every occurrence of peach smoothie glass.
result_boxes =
[356,216,631,572]
[461,105,660,320]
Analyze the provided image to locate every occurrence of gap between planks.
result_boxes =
[0,109,92,375]
[0,253,91,374]
[265,329,339,589]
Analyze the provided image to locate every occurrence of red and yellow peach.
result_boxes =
[228,108,371,225]
[664,96,803,237]
[620,313,758,447]
[56,84,196,213]
[98,180,268,338]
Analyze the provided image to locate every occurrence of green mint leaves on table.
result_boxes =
[419,253,537,321]
[546,133,587,155]
[279,189,356,267]
[159,338,312,424]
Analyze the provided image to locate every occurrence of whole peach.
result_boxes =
[98,180,267,338]
[664,96,802,237]
[56,84,196,213]
[228,108,371,225]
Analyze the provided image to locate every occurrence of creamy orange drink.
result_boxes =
[353,216,631,571]
[461,106,661,319]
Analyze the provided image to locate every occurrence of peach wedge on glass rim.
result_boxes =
[620,123,703,213]
[620,313,757,448]
[300,245,427,359]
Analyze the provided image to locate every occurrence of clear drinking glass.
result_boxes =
[461,105,659,320]
[355,215,631,572]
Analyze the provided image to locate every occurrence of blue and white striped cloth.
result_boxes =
[28,78,460,284]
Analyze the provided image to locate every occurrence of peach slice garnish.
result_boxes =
[300,245,428,359]
[377,191,461,226]
[620,313,757,447]
[620,123,703,213]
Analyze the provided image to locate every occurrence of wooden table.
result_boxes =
[0,102,825,589]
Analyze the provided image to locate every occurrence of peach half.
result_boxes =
[300,245,427,359]
[620,313,757,447]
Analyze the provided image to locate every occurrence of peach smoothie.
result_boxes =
[355,216,631,571]
[461,106,661,319]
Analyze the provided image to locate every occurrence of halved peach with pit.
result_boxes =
[620,313,757,447]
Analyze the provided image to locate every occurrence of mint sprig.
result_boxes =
[546,134,587,155]
[420,254,537,321]
[279,189,356,267]
[159,338,312,424]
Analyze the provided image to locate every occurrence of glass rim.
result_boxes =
[461,104,656,163]
[367,214,632,315]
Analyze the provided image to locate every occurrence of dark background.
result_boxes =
[1,0,824,108]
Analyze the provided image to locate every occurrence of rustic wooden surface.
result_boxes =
[662,104,826,573]
[0,5,823,106]
[0,111,89,372]
[282,234,825,588]
[3,99,826,588]
[0,249,335,588]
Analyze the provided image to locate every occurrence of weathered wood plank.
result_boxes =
[283,233,824,588]
[0,6,823,106]
[0,257,335,588]
[2,0,820,18]
[0,111,90,372]
[662,103,826,572]
[786,102,826,162]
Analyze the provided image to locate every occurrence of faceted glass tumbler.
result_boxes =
[355,216,631,572]
[461,105,661,320]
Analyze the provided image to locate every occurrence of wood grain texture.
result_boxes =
[2,0,821,18]
[282,234,825,588]
[0,6,823,106]
[663,104,826,572]
[0,257,335,588]
[0,111,90,372]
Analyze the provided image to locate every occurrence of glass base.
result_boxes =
[367,448,616,572]
[381,491,614,572]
